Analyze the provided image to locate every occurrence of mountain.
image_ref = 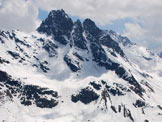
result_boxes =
[0,9,162,122]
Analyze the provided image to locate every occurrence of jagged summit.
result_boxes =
[37,9,73,44]
[48,9,67,18]
[37,10,103,45]
[36,9,125,53]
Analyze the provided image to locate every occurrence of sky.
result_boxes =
[0,0,162,53]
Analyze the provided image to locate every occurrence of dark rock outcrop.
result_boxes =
[100,35,125,57]
[37,9,73,45]
[64,54,81,72]
[71,87,99,104]
[72,20,87,49]
[134,99,146,108]
[0,70,59,108]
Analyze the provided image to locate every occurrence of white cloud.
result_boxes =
[124,23,147,41]
[0,0,39,32]
[123,12,162,52]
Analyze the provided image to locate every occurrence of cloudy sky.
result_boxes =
[0,0,162,53]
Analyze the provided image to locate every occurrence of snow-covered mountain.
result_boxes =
[0,9,162,122]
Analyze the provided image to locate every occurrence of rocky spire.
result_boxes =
[37,9,73,45]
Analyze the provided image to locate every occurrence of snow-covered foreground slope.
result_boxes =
[0,9,162,122]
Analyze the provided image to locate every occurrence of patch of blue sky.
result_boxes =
[38,9,49,20]
[69,15,84,23]
[99,17,134,34]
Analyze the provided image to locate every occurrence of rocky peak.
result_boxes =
[48,9,66,18]
[47,9,73,31]
[36,9,128,59]
[37,9,73,45]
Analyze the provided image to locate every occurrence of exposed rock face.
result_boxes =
[71,87,99,104]
[72,20,87,49]
[0,70,59,108]
[64,54,81,72]
[37,9,73,45]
